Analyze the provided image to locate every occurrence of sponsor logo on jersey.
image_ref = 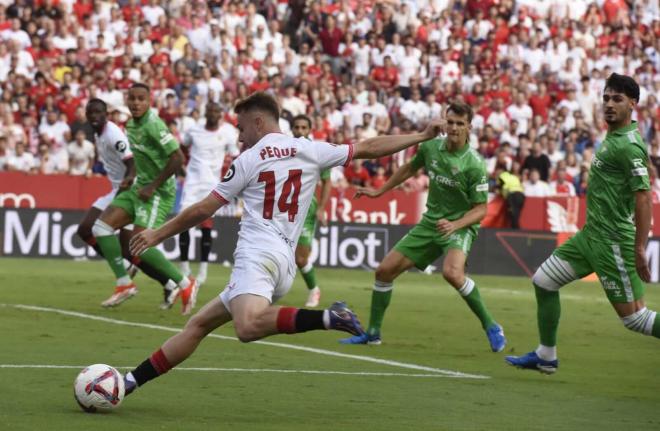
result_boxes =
[428,172,460,188]
[222,164,235,182]
[476,183,488,192]
[115,141,127,152]
[592,156,603,169]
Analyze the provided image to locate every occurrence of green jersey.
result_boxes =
[410,138,488,234]
[310,168,331,207]
[125,110,180,196]
[585,122,650,242]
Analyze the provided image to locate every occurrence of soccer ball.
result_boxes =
[73,364,125,412]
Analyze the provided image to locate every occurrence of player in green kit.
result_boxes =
[291,115,332,307]
[506,74,660,374]
[340,102,506,352]
[92,83,199,314]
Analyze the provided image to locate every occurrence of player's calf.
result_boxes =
[275,302,365,340]
[621,307,660,338]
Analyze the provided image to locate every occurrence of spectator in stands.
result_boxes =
[67,130,95,176]
[523,168,551,197]
[0,135,9,171]
[344,159,370,186]
[35,137,68,175]
[522,141,552,182]
[550,166,577,196]
[496,168,525,229]
[7,141,36,173]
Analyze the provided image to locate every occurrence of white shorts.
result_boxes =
[92,187,118,211]
[180,181,215,211]
[219,249,295,313]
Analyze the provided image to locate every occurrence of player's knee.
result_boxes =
[442,265,463,287]
[92,219,114,237]
[532,255,574,291]
[375,264,397,283]
[233,321,259,343]
[295,254,308,269]
[184,313,215,340]
[621,308,657,336]
[77,223,92,241]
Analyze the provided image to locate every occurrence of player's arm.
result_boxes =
[352,120,445,160]
[437,203,488,236]
[118,157,136,192]
[130,194,224,256]
[356,160,416,198]
[316,176,332,225]
[138,147,184,201]
[634,189,652,282]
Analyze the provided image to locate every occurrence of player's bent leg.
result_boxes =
[505,254,578,373]
[124,297,232,395]
[613,300,660,339]
[341,250,414,345]
[77,207,103,252]
[296,244,321,307]
[443,248,505,352]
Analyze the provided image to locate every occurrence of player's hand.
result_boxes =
[316,208,328,226]
[129,229,159,256]
[422,119,446,140]
[635,248,651,282]
[118,176,134,192]
[137,184,155,202]
[354,186,381,199]
[436,219,458,237]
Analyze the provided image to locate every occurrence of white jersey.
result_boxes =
[212,133,353,273]
[95,121,132,188]
[183,123,240,187]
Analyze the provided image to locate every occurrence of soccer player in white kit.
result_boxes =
[78,99,176,304]
[122,92,444,395]
[178,102,240,284]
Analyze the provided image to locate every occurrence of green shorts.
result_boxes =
[394,219,475,270]
[554,230,645,303]
[298,199,318,248]
[110,185,175,229]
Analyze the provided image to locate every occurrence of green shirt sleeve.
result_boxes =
[410,141,427,171]
[620,142,650,192]
[148,118,179,157]
[320,168,331,180]
[467,160,489,204]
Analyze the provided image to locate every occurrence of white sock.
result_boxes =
[322,309,330,329]
[535,344,557,361]
[301,261,313,274]
[177,277,191,289]
[198,262,208,275]
[373,280,393,292]
[123,259,132,270]
[116,276,131,286]
[125,372,137,385]
[164,280,177,291]
[180,261,190,274]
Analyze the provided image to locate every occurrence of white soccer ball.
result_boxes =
[73,364,125,412]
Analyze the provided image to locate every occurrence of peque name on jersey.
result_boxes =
[259,146,297,161]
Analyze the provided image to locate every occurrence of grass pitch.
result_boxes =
[0,258,658,431]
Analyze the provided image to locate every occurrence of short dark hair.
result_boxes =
[604,73,639,102]
[292,114,312,128]
[234,92,280,122]
[446,101,474,122]
[87,98,107,111]
[130,82,151,93]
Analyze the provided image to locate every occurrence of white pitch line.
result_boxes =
[1,303,489,380]
[0,364,457,378]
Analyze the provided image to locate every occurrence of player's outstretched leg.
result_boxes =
[123,296,365,396]
[296,243,321,307]
[443,249,506,352]
[178,229,191,277]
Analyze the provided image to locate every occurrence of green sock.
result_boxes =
[534,283,561,346]
[652,313,660,339]
[139,247,184,284]
[458,278,495,329]
[300,262,317,290]
[367,281,393,335]
[96,235,128,279]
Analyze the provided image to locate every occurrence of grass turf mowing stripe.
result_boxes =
[0,364,464,379]
[1,303,490,380]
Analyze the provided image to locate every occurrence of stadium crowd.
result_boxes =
[0,0,659,201]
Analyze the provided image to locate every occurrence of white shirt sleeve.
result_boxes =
[182,130,193,147]
[108,124,132,160]
[226,127,240,157]
[211,152,250,203]
[316,142,354,171]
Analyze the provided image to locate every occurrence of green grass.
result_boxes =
[0,258,659,431]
